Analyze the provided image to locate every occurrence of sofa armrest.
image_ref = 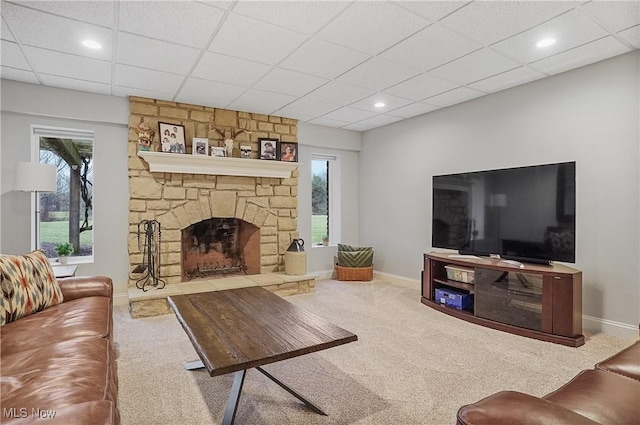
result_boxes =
[456,391,600,425]
[58,276,113,302]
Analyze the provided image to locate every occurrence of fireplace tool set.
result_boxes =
[133,219,166,292]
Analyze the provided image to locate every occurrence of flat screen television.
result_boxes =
[432,162,575,264]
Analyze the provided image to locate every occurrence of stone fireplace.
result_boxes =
[127,97,300,289]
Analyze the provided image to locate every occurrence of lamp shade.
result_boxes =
[15,162,57,193]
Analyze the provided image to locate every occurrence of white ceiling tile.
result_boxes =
[0,66,38,84]
[618,25,640,48]
[113,86,176,103]
[232,1,349,35]
[2,40,30,70]
[307,117,351,127]
[424,87,485,108]
[491,9,611,64]
[305,81,375,105]
[386,102,440,118]
[209,12,307,65]
[2,17,15,41]
[275,97,341,117]
[23,46,111,83]
[380,23,482,71]
[582,1,640,32]
[117,33,200,76]
[12,0,115,26]
[529,36,632,75]
[279,38,370,79]
[322,107,378,122]
[440,1,577,45]
[272,110,316,122]
[341,122,374,131]
[337,58,420,91]
[351,114,404,128]
[192,52,271,86]
[114,64,184,93]
[383,73,459,101]
[429,48,521,85]
[394,1,470,22]
[3,2,112,60]
[468,66,546,93]
[254,68,328,97]
[228,88,297,115]
[119,1,224,48]
[349,93,413,113]
[195,1,234,10]
[177,77,245,107]
[316,2,429,54]
[39,74,112,95]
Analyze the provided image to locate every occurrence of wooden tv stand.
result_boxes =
[422,252,584,347]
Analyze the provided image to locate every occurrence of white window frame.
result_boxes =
[31,125,95,264]
[311,153,341,247]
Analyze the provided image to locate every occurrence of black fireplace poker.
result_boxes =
[134,219,166,292]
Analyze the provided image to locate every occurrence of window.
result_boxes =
[311,154,340,246]
[33,126,94,260]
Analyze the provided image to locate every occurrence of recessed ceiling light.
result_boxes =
[82,40,102,49]
[536,38,556,48]
[374,102,385,108]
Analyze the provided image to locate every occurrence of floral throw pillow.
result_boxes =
[0,250,63,325]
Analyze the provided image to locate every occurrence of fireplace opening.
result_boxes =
[181,218,260,281]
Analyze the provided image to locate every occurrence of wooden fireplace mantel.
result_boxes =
[137,151,299,178]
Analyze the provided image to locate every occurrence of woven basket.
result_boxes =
[335,265,373,281]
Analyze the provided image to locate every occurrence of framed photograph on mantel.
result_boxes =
[192,138,208,156]
[279,142,298,162]
[158,122,186,154]
[259,138,278,160]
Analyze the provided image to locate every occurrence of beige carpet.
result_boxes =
[114,278,634,425]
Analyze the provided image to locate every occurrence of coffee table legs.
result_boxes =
[183,360,327,424]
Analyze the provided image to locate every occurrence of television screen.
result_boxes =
[432,162,575,263]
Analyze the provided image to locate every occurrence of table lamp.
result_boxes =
[15,162,57,249]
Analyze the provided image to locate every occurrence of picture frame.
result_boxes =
[211,146,226,157]
[259,138,278,160]
[240,145,252,159]
[192,138,208,156]
[158,122,186,154]
[279,142,298,162]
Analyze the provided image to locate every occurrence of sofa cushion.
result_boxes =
[1,336,117,415]
[0,296,111,356]
[0,250,63,325]
[595,340,640,380]
[544,369,640,425]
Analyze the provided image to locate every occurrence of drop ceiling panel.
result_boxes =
[3,3,112,60]
[387,102,440,118]
[439,1,576,45]
[322,107,379,123]
[307,116,351,127]
[530,36,632,75]
[191,52,271,86]
[177,77,245,107]
[254,68,328,97]
[468,66,546,93]
[119,1,224,48]
[491,9,612,64]
[112,85,175,102]
[424,86,485,108]
[393,1,470,22]
[13,0,116,26]
[305,81,375,105]
[337,57,420,91]
[619,25,640,48]
[232,1,349,35]
[40,74,112,95]
[117,33,200,76]
[380,23,482,71]
[228,88,297,115]
[2,17,15,41]
[208,12,306,65]
[383,73,459,101]
[582,1,640,32]
[275,97,341,117]
[350,113,404,128]
[279,38,370,79]
[0,66,38,83]
[2,40,30,69]
[24,46,111,83]
[429,48,521,85]
[349,93,413,113]
[315,2,429,54]
[114,64,184,93]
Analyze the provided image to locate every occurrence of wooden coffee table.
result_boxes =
[167,286,357,425]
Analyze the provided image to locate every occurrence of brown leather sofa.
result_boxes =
[1,276,119,425]
[457,340,640,425]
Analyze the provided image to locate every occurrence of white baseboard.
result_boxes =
[373,270,421,289]
[313,269,335,280]
[583,315,638,340]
